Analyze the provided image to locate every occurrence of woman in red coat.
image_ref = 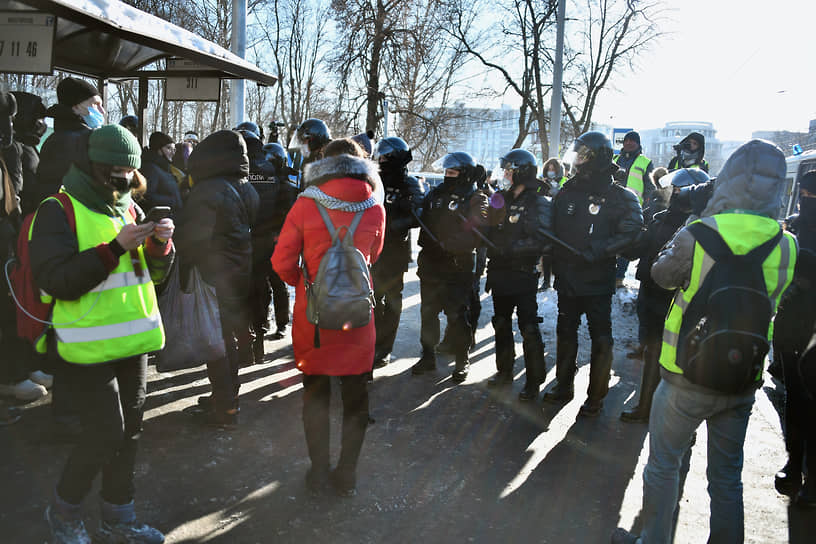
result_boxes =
[272,138,385,496]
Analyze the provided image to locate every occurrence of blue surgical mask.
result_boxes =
[546,171,557,180]
[82,106,104,129]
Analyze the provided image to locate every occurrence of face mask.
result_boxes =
[443,176,460,186]
[680,149,699,166]
[497,177,512,191]
[82,106,104,129]
[546,171,557,180]
[799,197,816,218]
[300,142,311,159]
[108,172,133,192]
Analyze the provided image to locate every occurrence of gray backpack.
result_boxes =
[302,202,374,347]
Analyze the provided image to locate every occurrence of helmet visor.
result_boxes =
[373,139,397,161]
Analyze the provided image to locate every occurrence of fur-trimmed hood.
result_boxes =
[303,153,381,189]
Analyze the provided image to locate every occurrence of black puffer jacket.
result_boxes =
[36,104,91,206]
[486,186,552,295]
[174,130,259,301]
[139,147,183,213]
[551,166,643,296]
[378,169,422,270]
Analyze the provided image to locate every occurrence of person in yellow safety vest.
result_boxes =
[667,131,710,173]
[30,124,173,544]
[612,139,798,544]
[613,131,655,288]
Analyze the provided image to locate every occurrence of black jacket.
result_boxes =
[486,186,552,295]
[634,206,689,284]
[376,169,422,271]
[139,147,183,214]
[551,169,643,296]
[36,105,91,207]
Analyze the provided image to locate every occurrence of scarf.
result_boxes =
[299,185,376,212]
[62,163,133,217]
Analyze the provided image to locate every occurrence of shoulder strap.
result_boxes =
[52,193,77,233]
[314,202,339,242]
[688,221,782,263]
[313,201,365,246]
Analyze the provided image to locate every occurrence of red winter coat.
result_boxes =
[272,164,385,376]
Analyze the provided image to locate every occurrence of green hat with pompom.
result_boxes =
[88,124,141,168]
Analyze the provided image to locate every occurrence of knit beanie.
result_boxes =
[88,125,142,168]
[800,170,816,194]
[57,77,99,107]
[149,131,174,151]
[623,131,640,145]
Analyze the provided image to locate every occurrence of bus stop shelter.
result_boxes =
[0,0,277,141]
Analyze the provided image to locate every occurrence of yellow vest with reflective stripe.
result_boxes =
[660,213,796,375]
[35,193,165,364]
[613,154,650,205]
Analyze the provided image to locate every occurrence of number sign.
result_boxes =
[0,12,55,74]
[165,58,221,101]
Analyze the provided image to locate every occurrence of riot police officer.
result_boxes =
[412,152,488,383]
[370,137,423,368]
[485,149,551,400]
[289,118,332,181]
[543,132,643,416]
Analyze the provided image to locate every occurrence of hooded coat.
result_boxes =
[139,147,183,213]
[36,104,93,207]
[652,139,792,290]
[668,132,709,172]
[271,153,385,376]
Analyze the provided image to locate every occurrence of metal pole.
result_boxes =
[230,0,247,128]
[549,0,566,158]
[383,99,389,137]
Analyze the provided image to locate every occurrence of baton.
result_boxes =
[542,229,582,256]
[410,209,445,249]
[454,211,498,251]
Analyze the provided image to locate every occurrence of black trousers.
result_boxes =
[372,260,406,357]
[302,373,369,475]
[492,290,545,384]
[207,296,251,411]
[555,292,612,343]
[55,354,147,506]
[0,284,33,384]
[636,281,673,346]
[419,276,472,358]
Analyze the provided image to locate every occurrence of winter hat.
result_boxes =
[56,77,99,107]
[148,131,174,151]
[623,131,640,145]
[183,131,199,143]
[351,130,375,156]
[187,129,249,181]
[88,124,142,169]
[800,170,816,194]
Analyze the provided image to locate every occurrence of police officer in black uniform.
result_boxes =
[370,137,423,368]
[412,152,488,383]
[289,118,332,182]
[543,132,643,416]
[485,149,551,400]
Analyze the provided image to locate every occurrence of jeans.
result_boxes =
[55,354,147,506]
[640,378,755,544]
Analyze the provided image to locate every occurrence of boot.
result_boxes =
[411,352,437,375]
[47,495,91,544]
[488,316,515,388]
[579,337,613,417]
[372,348,391,369]
[775,460,802,497]
[620,343,661,423]
[96,500,165,544]
[252,337,265,365]
[451,354,469,383]
[519,324,546,401]
[436,323,455,355]
[543,338,578,403]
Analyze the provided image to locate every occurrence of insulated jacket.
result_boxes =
[139,147,183,213]
[652,140,798,386]
[551,167,643,296]
[271,154,385,376]
[36,105,91,206]
[614,150,654,205]
[378,169,422,272]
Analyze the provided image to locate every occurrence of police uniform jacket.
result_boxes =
[379,169,422,270]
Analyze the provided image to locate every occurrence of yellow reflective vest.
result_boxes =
[613,154,651,205]
[34,192,165,364]
[660,213,797,376]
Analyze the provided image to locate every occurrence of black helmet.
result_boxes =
[499,148,538,184]
[437,151,477,183]
[566,131,613,176]
[659,167,711,189]
[373,137,412,167]
[119,114,138,129]
[236,128,260,144]
[234,121,260,140]
[263,142,289,170]
[292,118,331,158]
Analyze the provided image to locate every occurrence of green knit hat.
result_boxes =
[88,124,141,169]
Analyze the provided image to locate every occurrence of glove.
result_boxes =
[613,168,627,183]
[580,249,597,264]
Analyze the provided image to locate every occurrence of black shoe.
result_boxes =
[775,463,802,497]
[451,361,469,383]
[487,372,513,388]
[271,324,288,340]
[372,351,391,369]
[305,465,330,493]
[620,405,650,424]
[797,479,816,507]
[542,383,574,404]
[411,355,436,375]
[252,339,265,365]
[610,527,639,544]
[329,468,357,497]
[578,399,603,417]
[194,407,238,427]
[518,383,539,402]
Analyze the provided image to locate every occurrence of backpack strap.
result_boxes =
[313,201,365,246]
[687,221,782,264]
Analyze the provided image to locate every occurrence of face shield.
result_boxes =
[562,141,594,176]
[372,139,398,162]
[288,130,311,160]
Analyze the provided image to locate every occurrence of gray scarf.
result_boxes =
[299,185,376,212]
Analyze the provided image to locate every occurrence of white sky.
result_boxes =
[592,0,816,141]
[485,0,816,142]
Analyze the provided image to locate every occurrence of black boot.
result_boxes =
[488,316,515,388]
[519,323,546,401]
[579,336,613,417]
[775,460,803,497]
[543,338,577,403]
[620,342,661,423]
[452,353,469,384]
[412,351,437,375]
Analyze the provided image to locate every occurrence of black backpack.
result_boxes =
[302,202,374,347]
[676,222,783,394]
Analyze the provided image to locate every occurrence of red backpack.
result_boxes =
[7,193,75,345]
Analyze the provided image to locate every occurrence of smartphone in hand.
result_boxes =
[140,206,172,224]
